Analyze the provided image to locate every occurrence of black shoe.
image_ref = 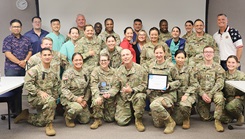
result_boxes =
[11,114,17,118]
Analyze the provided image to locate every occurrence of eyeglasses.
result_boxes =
[12,26,21,28]
[203,51,214,54]
[100,60,108,62]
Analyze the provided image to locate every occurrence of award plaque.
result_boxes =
[98,81,110,95]
[147,74,168,91]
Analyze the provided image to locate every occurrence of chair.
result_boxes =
[0,91,16,129]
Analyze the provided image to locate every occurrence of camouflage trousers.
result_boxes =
[150,94,174,128]
[197,91,225,121]
[91,97,116,122]
[115,93,146,126]
[220,98,244,123]
[172,95,196,125]
[64,101,90,124]
[28,95,56,127]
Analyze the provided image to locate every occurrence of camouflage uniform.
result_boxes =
[75,36,102,73]
[140,41,171,69]
[24,64,59,127]
[90,66,115,122]
[60,67,90,124]
[159,32,172,43]
[98,31,121,49]
[100,46,122,69]
[79,30,85,39]
[220,70,245,123]
[148,60,181,127]
[182,32,195,40]
[195,62,225,121]
[171,65,198,125]
[27,51,69,79]
[185,33,220,67]
[107,63,147,125]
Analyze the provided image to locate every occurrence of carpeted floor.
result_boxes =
[0,95,244,139]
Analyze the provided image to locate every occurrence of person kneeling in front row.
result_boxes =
[14,48,59,136]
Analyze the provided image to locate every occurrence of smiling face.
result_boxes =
[105,20,114,32]
[217,15,228,29]
[94,23,102,35]
[124,28,133,41]
[175,52,186,67]
[121,49,133,64]
[76,15,86,29]
[10,22,22,36]
[150,30,159,43]
[72,54,83,70]
[69,28,79,41]
[154,47,165,63]
[194,20,204,34]
[137,30,147,43]
[84,25,94,39]
[51,21,60,32]
[133,21,142,32]
[106,36,116,51]
[171,27,181,39]
[99,55,110,69]
[41,39,53,50]
[160,21,168,33]
[203,47,214,62]
[40,49,53,65]
[185,22,193,33]
[227,57,238,72]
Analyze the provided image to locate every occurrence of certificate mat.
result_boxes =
[147,74,168,91]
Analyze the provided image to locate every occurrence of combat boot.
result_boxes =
[236,114,244,126]
[65,116,75,127]
[182,117,190,129]
[90,118,102,129]
[135,118,145,132]
[215,119,224,132]
[14,109,29,123]
[45,123,56,136]
[164,116,176,134]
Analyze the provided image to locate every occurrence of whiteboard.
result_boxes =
[39,0,206,39]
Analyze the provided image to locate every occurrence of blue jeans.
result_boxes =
[4,68,25,115]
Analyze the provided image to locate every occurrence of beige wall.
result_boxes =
[0,0,36,74]
[208,0,245,72]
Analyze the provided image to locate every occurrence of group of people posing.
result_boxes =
[2,13,244,136]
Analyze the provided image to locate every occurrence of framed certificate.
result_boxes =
[147,74,168,91]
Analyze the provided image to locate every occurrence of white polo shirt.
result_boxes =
[213,26,243,61]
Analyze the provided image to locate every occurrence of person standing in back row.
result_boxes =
[213,13,243,70]
[98,18,121,49]
[76,14,86,38]
[24,16,49,55]
[159,19,172,43]
[46,18,65,51]
[2,19,32,116]
[185,19,219,67]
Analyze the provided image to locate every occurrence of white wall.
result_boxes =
[39,0,206,39]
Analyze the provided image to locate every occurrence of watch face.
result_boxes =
[16,0,28,10]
